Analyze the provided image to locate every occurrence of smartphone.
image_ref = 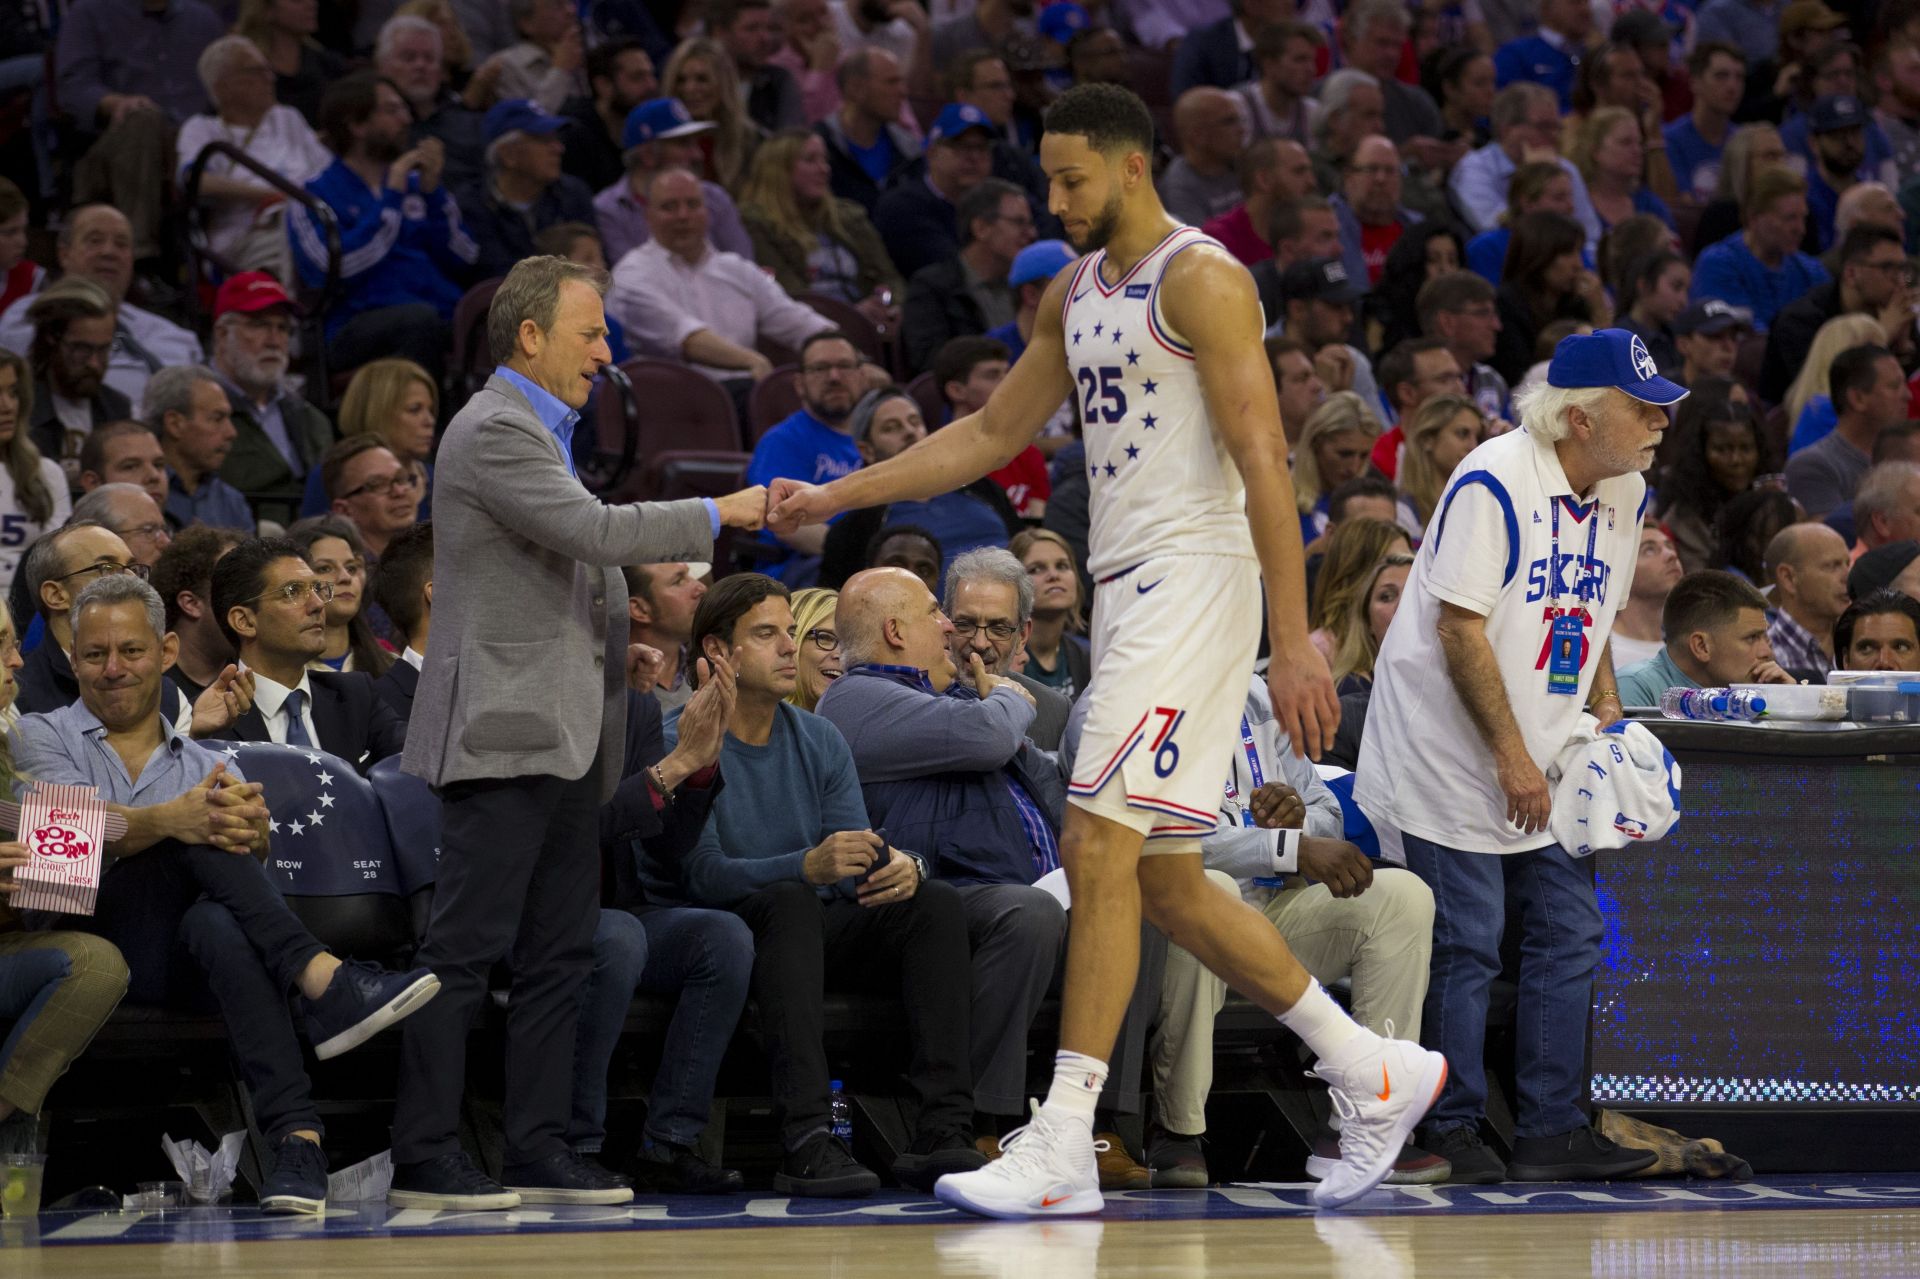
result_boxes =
[854,828,892,886]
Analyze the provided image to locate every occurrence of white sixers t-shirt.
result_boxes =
[1354,427,1647,856]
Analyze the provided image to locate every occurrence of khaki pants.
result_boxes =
[0,930,129,1116]
[72,108,174,259]
[1151,867,1435,1135]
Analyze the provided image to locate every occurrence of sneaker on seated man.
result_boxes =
[639,573,983,1196]
[1146,672,1446,1190]
[8,574,439,1214]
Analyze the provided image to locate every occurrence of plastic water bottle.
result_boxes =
[830,1081,853,1144]
[1658,686,1768,721]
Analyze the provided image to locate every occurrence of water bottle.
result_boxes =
[830,1080,853,1145]
[1658,687,1768,721]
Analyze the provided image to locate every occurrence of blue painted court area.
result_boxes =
[20,1176,1920,1247]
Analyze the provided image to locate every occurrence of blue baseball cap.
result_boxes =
[484,98,568,143]
[1038,1,1090,44]
[1547,328,1689,406]
[929,102,995,145]
[1009,239,1076,288]
[622,97,716,149]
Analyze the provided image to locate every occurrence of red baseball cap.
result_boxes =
[214,272,299,319]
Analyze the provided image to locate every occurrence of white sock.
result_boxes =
[1041,1051,1108,1128]
[1277,979,1370,1061]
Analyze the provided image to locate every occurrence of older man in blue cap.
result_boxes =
[1355,328,1683,1186]
[876,102,1001,278]
[454,98,600,278]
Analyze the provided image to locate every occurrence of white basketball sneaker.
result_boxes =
[934,1107,1104,1220]
[1310,1035,1449,1210]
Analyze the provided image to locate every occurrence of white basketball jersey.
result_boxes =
[1061,226,1257,581]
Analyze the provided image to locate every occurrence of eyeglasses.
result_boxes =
[59,338,113,363]
[114,521,169,542]
[248,579,335,607]
[951,618,1020,641]
[340,469,422,500]
[803,626,839,651]
[801,359,861,376]
[56,560,147,584]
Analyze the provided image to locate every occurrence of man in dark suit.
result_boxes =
[1170,0,1294,97]
[371,522,435,721]
[387,255,767,1212]
[204,538,409,773]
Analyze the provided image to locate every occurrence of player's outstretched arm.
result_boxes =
[1161,245,1339,760]
[768,265,1079,535]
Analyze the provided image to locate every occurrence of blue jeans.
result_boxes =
[569,905,753,1153]
[1401,834,1603,1139]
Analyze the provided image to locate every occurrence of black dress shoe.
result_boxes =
[1423,1125,1508,1184]
[1508,1124,1658,1181]
[892,1127,988,1192]
[502,1150,635,1205]
[772,1133,880,1198]
[627,1141,745,1195]
[388,1153,521,1210]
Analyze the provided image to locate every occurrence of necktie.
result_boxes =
[284,689,314,748]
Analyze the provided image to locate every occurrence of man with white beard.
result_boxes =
[207,274,334,528]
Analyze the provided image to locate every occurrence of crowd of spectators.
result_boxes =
[3,0,1920,1210]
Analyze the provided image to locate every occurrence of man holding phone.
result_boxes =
[638,572,985,1198]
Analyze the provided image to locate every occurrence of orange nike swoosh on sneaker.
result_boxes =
[1377,1065,1391,1102]
[1041,1193,1071,1207]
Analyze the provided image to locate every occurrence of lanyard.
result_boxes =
[1550,497,1602,604]
[1237,715,1265,827]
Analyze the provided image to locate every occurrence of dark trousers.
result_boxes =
[392,768,601,1166]
[330,303,449,382]
[568,904,754,1153]
[1402,833,1604,1139]
[732,879,973,1151]
[80,842,328,1142]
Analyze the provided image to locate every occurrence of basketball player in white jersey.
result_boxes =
[769,84,1446,1217]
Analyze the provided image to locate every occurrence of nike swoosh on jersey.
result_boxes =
[1071,289,1091,302]
[1136,577,1167,594]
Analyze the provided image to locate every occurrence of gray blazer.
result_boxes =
[402,375,715,801]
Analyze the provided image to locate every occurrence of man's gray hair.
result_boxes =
[1854,460,1920,536]
[1511,380,1618,444]
[1345,0,1409,41]
[71,483,151,529]
[70,571,166,645]
[198,34,268,100]
[1311,69,1379,150]
[943,547,1035,627]
[140,364,223,431]
[1491,81,1553,135]
[22,520,105,618]
[486,255,610,363]
[376,13,443,64]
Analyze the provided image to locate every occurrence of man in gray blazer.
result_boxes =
[387,256,767,1211]
[943,547,1072,752]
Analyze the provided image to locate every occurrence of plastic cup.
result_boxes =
[136,1180,185,1212]
[1,1154,46,1219]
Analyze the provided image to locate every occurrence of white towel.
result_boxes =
[1548,716,1683,858]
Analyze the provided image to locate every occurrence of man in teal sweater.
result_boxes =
[640,573,985,1198]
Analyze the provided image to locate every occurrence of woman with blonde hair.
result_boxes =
[1330,552,1415,692]
[739,130,902,322]
[1395,394,1483,532]
[1693,123,1789,252]
[663,38,758,189]
[1292,391,1382,544]
[1569,106,1674,236]
[0,350,69,593]
[1783,313,1889,455]
[1010,528,1090,697]
[787,588,843,711]
[234,0,342,123]
[1307,517,1410,663]
[304,358,439,518]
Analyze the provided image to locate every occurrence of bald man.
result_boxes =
[1334,134,1423,288]
[1764,523,1854,676]
[816,569,1162,1183]
[1163,88,1250,226]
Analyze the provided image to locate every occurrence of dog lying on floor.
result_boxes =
[1594,1109,1754,1179]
